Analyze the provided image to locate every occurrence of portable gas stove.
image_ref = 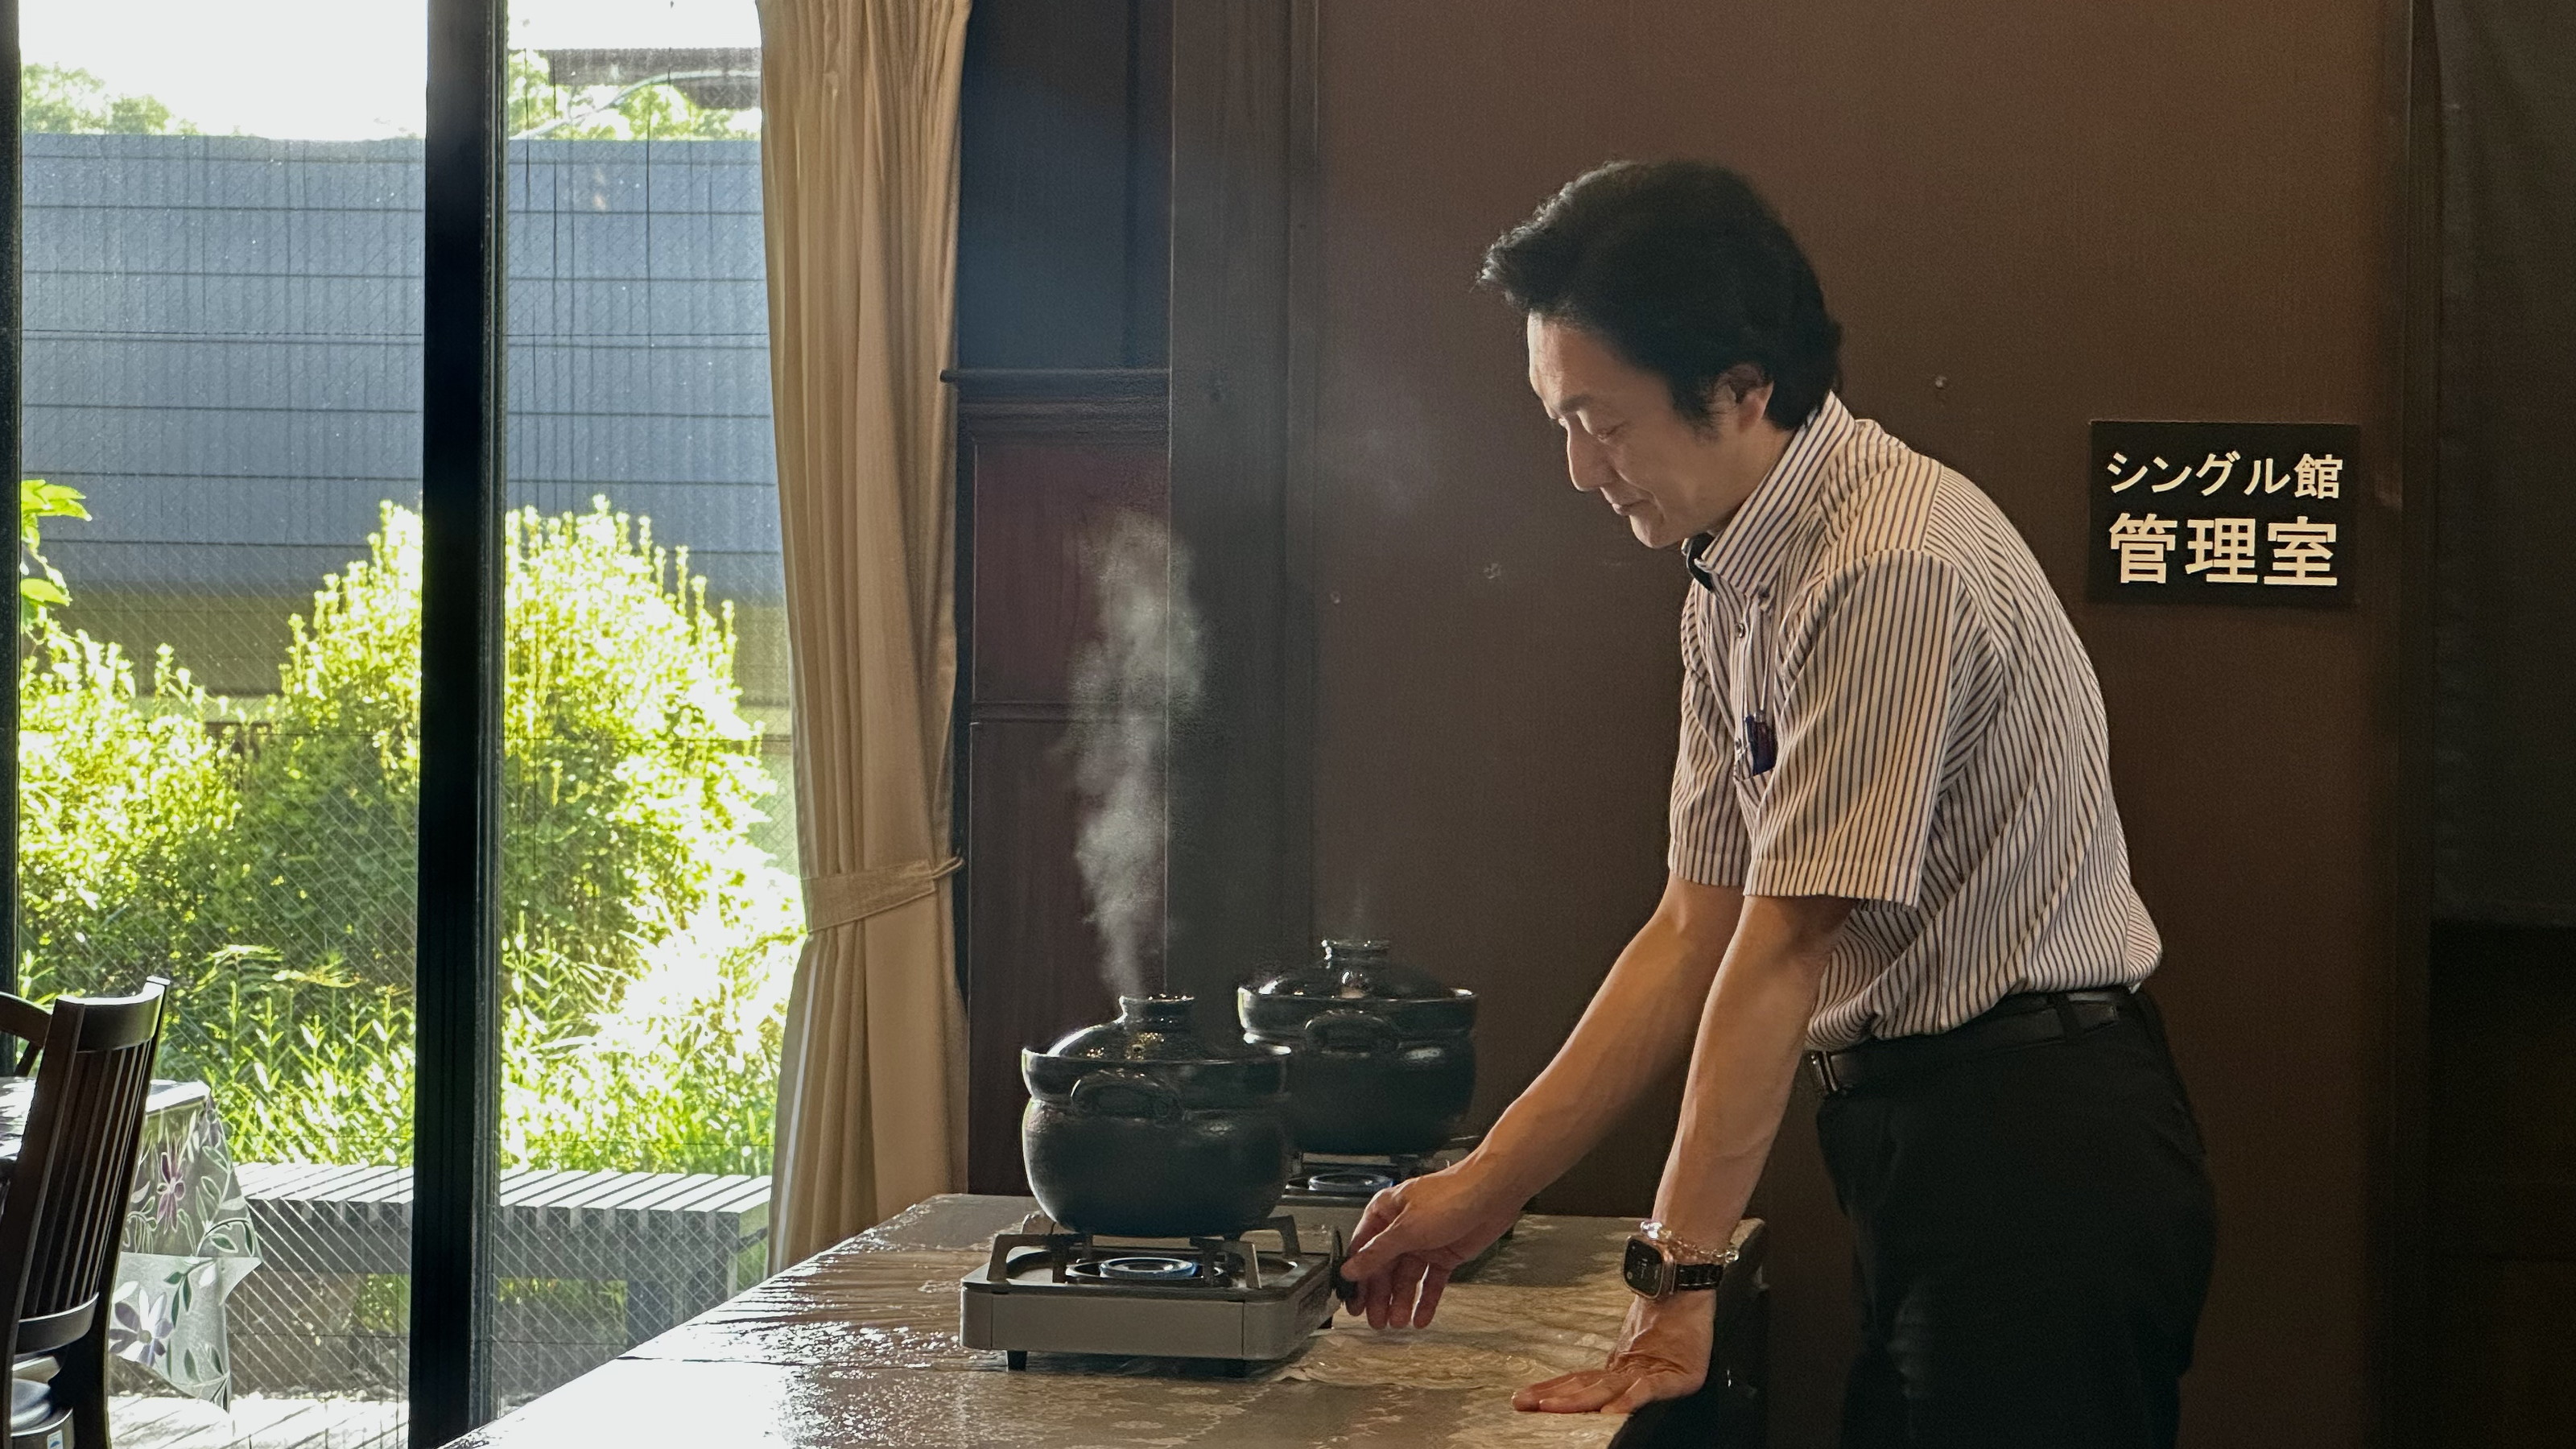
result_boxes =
[958,1213,1343,1374]
[1280,1140,1472,1204]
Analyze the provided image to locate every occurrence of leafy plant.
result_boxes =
[506,52,754,141]
[17,493,801,1174]
[16,619,236,985]
[19,478,88,625]
[21,64,199,136]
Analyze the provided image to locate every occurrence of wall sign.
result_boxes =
[2087,421,2360,607]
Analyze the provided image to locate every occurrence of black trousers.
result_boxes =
[1819,993,2216,1449]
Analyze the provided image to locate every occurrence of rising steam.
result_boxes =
[1070,514,1203,1001]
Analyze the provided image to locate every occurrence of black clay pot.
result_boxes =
[1237,939,1477,1156]
[1020,995,1296,1237]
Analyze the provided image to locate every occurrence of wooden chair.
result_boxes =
[0,984,169,1449]
[0,996,47,1078]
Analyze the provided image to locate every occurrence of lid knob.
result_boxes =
[1117,994,1196,1025]
[1320,940,1389,998]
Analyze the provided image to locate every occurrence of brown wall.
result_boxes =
[1304,3,2409,1445]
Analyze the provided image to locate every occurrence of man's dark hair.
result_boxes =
[1481,160,1842,430]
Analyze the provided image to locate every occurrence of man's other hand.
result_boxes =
[1513,1290,1715,1414]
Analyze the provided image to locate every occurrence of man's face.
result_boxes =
[1526,315,1784,550]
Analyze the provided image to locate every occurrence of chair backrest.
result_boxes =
[0,981,167,1360]
[0,993,46,1076]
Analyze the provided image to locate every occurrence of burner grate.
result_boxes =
[1282,1139,1480,1200]
[1298,1167,1397,1195]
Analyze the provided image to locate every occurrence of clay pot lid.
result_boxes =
[1042,995,1257,1061]
[1245,939,1463,1001]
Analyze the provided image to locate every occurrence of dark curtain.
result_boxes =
[2434,0,2576,924]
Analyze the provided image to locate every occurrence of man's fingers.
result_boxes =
[1387,1255,1430,1328]
[1340,1187,1412,1278]
[1410,1265,1452,1328]
[1516,1369,1629,1414]
[1604,1367,1696,1414]
[1510,1372,1589,1411]
[1513,1356,1699,1416]
[1339,1198,1414,1282]
[1345,1189,1401,1256]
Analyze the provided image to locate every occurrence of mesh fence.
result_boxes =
[23,35,793,1440]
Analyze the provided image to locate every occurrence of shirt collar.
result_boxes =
[1684,391,1855,601]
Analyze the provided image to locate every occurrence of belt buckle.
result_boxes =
[1805,1049,1843,1096]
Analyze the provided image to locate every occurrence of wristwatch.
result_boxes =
[1622,1219,1737,1300]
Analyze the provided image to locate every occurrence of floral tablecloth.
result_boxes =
[0,1079,262,1407]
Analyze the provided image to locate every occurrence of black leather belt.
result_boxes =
[1805,988,2136,1096]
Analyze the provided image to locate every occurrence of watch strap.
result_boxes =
[1667,1257,1727,1291]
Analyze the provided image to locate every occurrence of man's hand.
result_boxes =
[1513,1290,1715,1414]
[1335,1157,1522,1329]
[1331,877,1740,1331]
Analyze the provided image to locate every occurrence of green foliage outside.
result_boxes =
[16,486,799,1174]
[22,64,198,135]
[18,56,752,142]
[19,480,87,624]
[506,52,754,140]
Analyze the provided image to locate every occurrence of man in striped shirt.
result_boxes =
[1340,161,2217,1448]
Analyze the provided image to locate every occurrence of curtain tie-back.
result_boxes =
[802,856,963,931]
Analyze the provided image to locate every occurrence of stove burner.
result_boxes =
[1092,1254,1203,1282]
[1302,1168,1397,1194]
[1282,1140,1480,1201]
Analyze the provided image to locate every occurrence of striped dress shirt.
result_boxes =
[1669,393,2161,1051]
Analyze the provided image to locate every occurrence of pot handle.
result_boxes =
[1068,1069,1184,1122]
[1302,1009,1400,1057]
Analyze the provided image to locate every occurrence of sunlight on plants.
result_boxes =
[506,52,757,142]
[17,486,802,1176]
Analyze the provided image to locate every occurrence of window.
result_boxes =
[13,1,795,1439]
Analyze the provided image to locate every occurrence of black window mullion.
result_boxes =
[412,0,506,1440]
[0,0,23,999]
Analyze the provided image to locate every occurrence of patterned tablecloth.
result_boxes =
[0,1079,263,1407]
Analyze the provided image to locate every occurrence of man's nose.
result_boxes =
[1565,431,1613,492]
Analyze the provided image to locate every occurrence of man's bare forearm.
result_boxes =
[1468,875,1745,1201]
[1649,894,1852,1247]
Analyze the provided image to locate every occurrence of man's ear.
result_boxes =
[1707,364,1773,428]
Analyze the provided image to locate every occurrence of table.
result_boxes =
[451,1193,1646,1449]
[0,1079,262,1408]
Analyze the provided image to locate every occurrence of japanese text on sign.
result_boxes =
[2087,422,2359,609]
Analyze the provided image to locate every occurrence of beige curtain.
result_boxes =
[758,0,972,1267]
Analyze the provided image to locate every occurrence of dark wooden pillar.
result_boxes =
[1166,0,1313,1004]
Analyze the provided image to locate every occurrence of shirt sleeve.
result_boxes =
[1743,553,1979,907]
[1667,594,1751,886]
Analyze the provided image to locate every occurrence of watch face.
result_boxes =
[1623,1236,1670,1298]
